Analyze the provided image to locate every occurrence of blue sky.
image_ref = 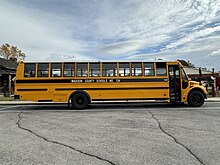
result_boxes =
[0,0,220,71]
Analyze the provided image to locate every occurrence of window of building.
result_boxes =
[102,63,117,77]
[37,63,49,77]
[51,63,62,77]
[76,63,88,77]
[144,63,154,76]
[89,63,100,77]
[24,63,36,77]
[156,62,167,76]
[132,62,142,76]
[119,62,130,76]
[64,63,75,77]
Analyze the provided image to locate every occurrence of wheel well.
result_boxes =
[68,90,91,103]
[187,88,206,100]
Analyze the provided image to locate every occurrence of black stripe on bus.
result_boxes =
[55,87,169,91]
[16,78,167,84]
[92,98,169,101]
[38,100,53,102]
[17,89,48,91]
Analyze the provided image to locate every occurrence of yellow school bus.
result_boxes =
[14,60,207,109]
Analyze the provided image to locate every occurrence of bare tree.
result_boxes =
[0,43,26,61]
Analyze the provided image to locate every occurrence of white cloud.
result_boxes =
[97,34,170,56]
[0,0,88,61]
[166,26,220,49]
[98,40,145,55]
[128,35,220,70]
[208,49,220,57]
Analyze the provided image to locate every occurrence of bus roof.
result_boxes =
[20,60,180,63]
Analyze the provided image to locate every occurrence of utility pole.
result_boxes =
[211,68,216,97]
[199,67,202,84]
[212,68,215,76]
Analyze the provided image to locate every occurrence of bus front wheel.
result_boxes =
[187,91,204,107]
[71,93,89,109]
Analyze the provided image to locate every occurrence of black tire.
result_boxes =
[71,93,89,109]
[187,91,204,107]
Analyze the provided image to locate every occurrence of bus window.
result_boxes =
[76,63,88,77]
[156,63,167,76]
[51,63,62,77]
[119,62,130,76]
[181,68,189,89]
[89,63,100,77]
[102,63,117,77]
[181,68,187,81]
[132,62,142,76]
[144,63,154,76]
[64,63,75,77]
[37,63,49,77]
[24,63,36,77]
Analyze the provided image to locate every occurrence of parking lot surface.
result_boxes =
[0,102,220,165]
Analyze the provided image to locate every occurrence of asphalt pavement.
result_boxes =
[0,102,220,165]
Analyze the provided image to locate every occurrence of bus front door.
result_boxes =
[168,65,181,103]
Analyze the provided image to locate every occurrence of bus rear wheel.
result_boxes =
[71,93,89,109]
[187,91,204,107]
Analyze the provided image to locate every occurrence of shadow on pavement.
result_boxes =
[9,102,192,112]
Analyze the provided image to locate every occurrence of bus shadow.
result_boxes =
[88,102,189,110]
[16,102,191,111]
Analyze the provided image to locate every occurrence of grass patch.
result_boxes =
[0,95,15,101]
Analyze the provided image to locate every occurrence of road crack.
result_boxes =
[149,110,205,165]
[16,112,115,165]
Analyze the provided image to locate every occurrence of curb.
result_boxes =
[205,100,220,102]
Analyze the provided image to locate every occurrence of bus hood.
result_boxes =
[190,81,208,94]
